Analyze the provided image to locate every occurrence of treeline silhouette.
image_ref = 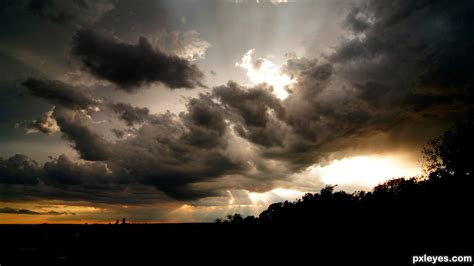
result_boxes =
[216,120,474,226]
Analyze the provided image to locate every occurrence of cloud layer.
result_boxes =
[0,207,74,215]
[1,0,474,221]
[72,29,206,91]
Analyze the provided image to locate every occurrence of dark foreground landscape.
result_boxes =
[0,221,472,265]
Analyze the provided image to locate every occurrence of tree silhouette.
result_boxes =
[423,121,474,179]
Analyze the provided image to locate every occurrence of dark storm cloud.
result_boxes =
[53,107,111,161]
[0,207,74,215]
[213,81,288,147]
[0,181,168,205]
[111,109,249,200]
[174,0,474,177]
[7,91,250,202]
[180,95,228,148]
[214,81,286,127]
[332,0,474,102]
[0,154,40,185]
[71,29,206,91]
[16,78,246,200]
[27,0,75,24]
[263,0,474,170]
[330,0,474,130]
[109,103,150,126]
[342,6,372,33]
[24,0,113,24]
[20,78,109,161]
[43,154,115,186]
[21,78,98,110]
[0,153,167,205]
[3,0,474,208]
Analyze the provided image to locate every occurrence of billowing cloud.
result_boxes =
[16,107,60,134]
[0,153,167,205]
[269,0,474,169]
[14,79,286,201]
[0,154,41,185]
[213,81,289,147]
[327,0,474,141]
[71,29,206,91]
[109,103,150,127]
[332,0,474,98]
[21,78,99,110]
[20,78,110,161]
[180,95,228,148]
[52,107,111,161]
[111,110,248,200]
[42,154,127,186]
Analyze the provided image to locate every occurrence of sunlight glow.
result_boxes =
[227,190,235,205]
[236,49,295,100]
[254,0,289,4]
[248,188,306,206]
[313,155,421,188]
[166,188,307,222]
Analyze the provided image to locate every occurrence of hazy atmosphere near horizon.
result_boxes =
[0,0,473,224]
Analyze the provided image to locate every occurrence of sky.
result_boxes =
[1,0,473,223]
